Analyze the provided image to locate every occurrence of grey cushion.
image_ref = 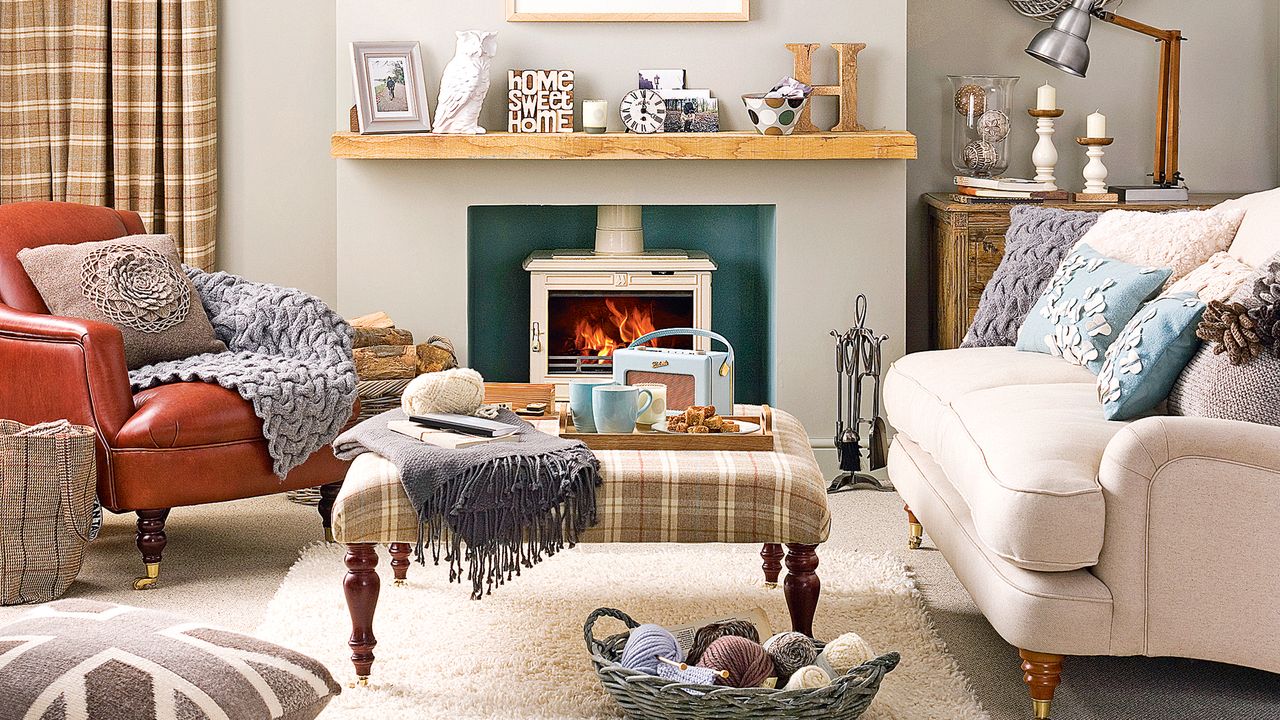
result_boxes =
[1169,253,1280,425]
[0,599,340,720]
[17,235,225,369]
[962,206,1101,348]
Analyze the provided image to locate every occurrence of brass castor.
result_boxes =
[908,523,924,550]
[349,676,370,688]
[764,582,778,590]
[393,579,407,588]
[1033,699,1052,719]
[324,527,336,544]
[133,562,160,590]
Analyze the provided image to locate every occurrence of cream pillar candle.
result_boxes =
[1036,83,1056,111]
[1087,111,1107,138]
[583,100,608,134]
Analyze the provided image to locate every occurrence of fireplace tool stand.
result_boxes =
[828,294,893,494]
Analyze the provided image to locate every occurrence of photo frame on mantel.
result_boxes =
[350,41,431,134]
[507,0,749,22]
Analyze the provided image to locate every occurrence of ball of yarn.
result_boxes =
[686,619,760,665]
[783,664,831,691]
[401,368,485,416]
[657,662,721,686]
[619,624,682,675]
[819,631,877,675]
[763,631,817,680]
[697,636,774,688]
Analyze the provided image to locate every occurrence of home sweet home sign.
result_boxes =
[508,69,574,133]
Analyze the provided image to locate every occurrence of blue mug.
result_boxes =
[592,385,655,435]
[569,379,614,433]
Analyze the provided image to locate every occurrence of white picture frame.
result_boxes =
[350,41,431,134]
[506,0,749,22]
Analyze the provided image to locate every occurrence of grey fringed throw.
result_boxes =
[130,269,358,477]
[333,408,601,599]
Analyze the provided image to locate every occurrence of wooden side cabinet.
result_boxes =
[925,192,1239,350]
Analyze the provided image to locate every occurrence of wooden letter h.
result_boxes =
[786,43,866,133]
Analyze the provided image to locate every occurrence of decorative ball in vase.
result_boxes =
[949,75,1019,177]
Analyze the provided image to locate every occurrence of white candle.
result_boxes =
[1037,83,1056,111]
[1087,110,1107,138]
[583,100,608,134]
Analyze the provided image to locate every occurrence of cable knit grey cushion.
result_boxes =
[1168,253,1280,425]
[130,269,358,477]
[961,206,1101,348]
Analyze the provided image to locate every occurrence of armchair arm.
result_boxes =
[1095,416,1280,667]
[0,303,135,443]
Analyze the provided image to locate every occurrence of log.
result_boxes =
[353,326,413,349]
[416,343,457,374]
[354,345,418,380]
[351,311,394,330]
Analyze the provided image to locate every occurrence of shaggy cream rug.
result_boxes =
[258,542,988,720]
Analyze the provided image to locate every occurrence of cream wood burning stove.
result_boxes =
[524,206,715,399]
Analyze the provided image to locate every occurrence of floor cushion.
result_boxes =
[0,599,340,720]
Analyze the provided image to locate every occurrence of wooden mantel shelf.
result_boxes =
[330,130,917,161]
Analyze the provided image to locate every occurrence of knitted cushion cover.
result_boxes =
[961,206,1100,348]
[1096,292,1206,421]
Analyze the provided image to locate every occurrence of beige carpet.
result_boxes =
[257,542,987,720]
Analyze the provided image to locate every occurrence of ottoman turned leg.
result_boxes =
[905,504,924,550]
[344,543,380,685]
[389,543,412,586]
[783,544,820,637]
[761,543,784,588]
[319,482,342,543]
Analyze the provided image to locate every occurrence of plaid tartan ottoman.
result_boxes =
[332,405,830,682]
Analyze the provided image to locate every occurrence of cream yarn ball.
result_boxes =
[782,664,831,691]
[818,632,876,675]
[401,368,486,416]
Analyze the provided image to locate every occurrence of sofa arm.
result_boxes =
[1095,415,1280,668]
[0,303,135,442]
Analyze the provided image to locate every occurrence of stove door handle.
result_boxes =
[531,322,543,353]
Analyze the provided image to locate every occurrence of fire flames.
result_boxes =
[571,297,659,360]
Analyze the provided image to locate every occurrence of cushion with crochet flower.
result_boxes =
[1097,292,1205,421]
[17,234,225,369]
[1016,244,1171,374]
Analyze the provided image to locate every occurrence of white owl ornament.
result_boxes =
[432,30,498,134]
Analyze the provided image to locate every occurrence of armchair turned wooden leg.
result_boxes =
[761,543,784,588]
[905,504,923,550]
[389,543,412,587]
[344,543,380,685]
[319,482,342,543]
[783,544,820,637]
[133,509,169,590]
[1020,649,1064,719]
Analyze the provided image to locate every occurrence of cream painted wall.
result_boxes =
[218,0,338,302]
[904,0,1280,351]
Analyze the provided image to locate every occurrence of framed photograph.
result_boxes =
[639,69,685,91]
[507,0,749,23]
[350,42,431,134]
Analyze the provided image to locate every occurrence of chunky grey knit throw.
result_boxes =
[333,408,601,599]
[130,269,358,477]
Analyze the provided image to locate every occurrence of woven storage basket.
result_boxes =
[585,608,899,720]
[0,419,97,605]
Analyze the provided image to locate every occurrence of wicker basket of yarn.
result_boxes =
[584,608,899,720]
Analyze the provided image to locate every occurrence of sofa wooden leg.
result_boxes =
[905,504,923,550]
[389,543,412,587]
[319,482,342,543]
[133,509,169,590]
[783,544,820,637]
[344,543,380,685]
[761,543,784,588]
[1020,649,1064,719]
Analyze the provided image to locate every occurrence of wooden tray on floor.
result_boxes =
[559,405,774,451]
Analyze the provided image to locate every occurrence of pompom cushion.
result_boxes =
[1076,206,1245,287]
[0,600,340,720]
[1167,251,1256,301]
[17,234,225,369]
[1096,292,1206,421]
[962,206,1100,348]
[1222,187,1280,267]
[1016,244,1171,373]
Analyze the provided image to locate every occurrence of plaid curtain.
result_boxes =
[0,0,217,270]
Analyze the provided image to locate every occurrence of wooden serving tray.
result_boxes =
[559,405,775,451]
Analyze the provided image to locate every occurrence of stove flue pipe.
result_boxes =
[595,205,645,255]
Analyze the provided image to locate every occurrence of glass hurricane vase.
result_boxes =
[949,75,1019,178]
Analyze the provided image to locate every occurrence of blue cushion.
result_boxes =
[1016,244,1172,373]
[1097,292,1207,421]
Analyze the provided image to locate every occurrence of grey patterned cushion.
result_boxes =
[1169,253,1280,425]
[0,600,339,720]
[962,206,1101,348]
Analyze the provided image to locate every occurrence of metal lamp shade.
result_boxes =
[1025,1,1094,77]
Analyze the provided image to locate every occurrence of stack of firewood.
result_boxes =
[351,311,457,380]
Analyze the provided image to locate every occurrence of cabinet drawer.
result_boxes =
[967,236,1005,301]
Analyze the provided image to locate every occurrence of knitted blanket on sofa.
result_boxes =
[129,269,358,477]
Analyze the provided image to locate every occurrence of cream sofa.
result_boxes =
[884,189,1280,719]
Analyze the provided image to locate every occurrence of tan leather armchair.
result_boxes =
[0,201,353,589]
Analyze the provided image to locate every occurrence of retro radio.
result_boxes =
[611,328,734,411]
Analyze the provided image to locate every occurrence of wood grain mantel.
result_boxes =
[330,130,917,161]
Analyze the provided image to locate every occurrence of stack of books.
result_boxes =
[953,177,1069,204]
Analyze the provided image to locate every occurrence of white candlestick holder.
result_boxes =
[1028,108,1064,188]
[1074,137,1117,203]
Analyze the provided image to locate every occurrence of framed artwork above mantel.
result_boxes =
[506,0,749,22]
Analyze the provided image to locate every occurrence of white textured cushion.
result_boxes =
[1077,206,1245,286]
[1222,187,1280,267]
[1167,251,1256,301]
